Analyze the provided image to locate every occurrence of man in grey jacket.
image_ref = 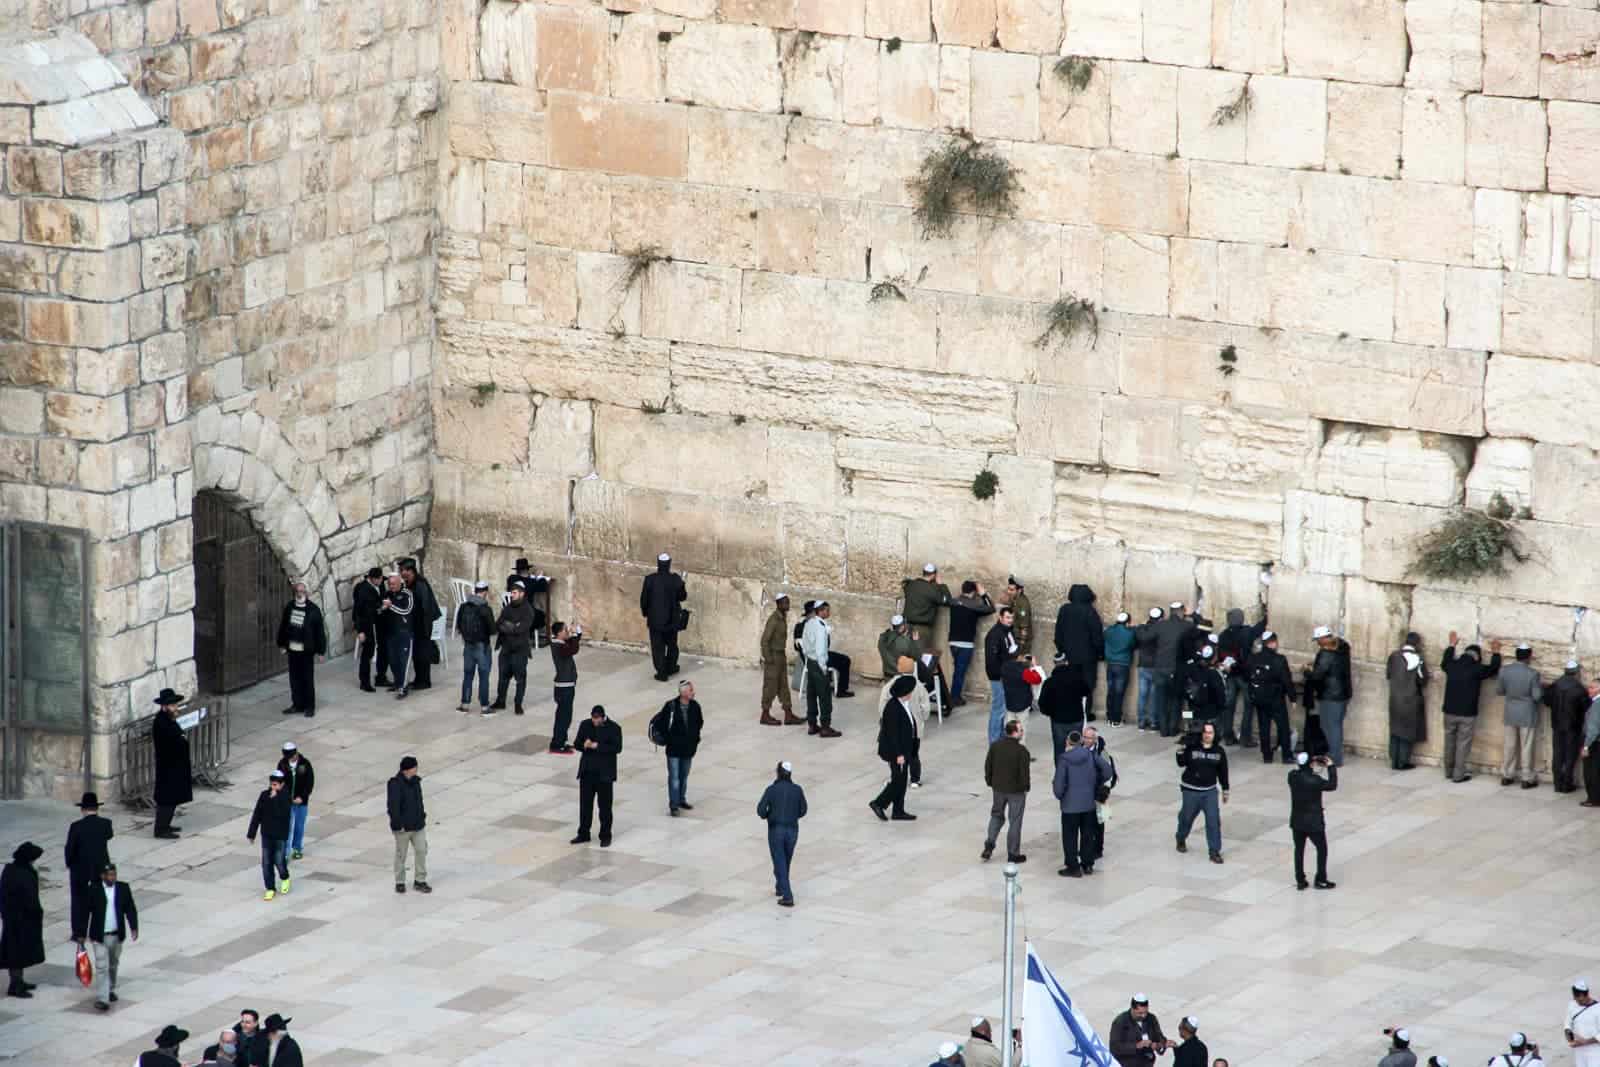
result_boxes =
[1052,730,1110,878]
[1150,603,1196,738]
[1498,644,1543,788]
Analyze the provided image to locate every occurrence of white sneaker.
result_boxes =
[910,781,922,789]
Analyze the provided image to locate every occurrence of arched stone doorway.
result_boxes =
[191,491,292,693]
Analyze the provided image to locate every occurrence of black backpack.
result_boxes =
[1183,669,1207,707]
[649,709,670,748]
[1248,657,1283,705]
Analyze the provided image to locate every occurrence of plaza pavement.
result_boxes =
[0,643,1593,1066]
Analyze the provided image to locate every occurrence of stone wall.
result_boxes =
[431,0,1600,774]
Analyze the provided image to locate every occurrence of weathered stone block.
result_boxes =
[996,0,1061,53]
[1393,261,1445,348]
[1285,0,1406,85]
[45,391,128,442]
[1547,102,1600,197]
[1212,0,1283,74]
[931,0,996,48]
[1176,69,1248,164]
[1180,405,1314,491]
[548,93,687,179]
[528,397,594,479]
[1119,547,1197,619]
[1500,272,1594,363]
[1102,232,1168,316]
[1143,0,1210,67]
[1404,0,1482,92]
[434,387,532,467]
[844,510,908,593]
[1109,60,1176,156]
[1089,150,1187,236]
[1326,82,1402,178]
[597,406,769,498]
[1464,437,1534,512]
[535,5,607,93]
[1217,245,1395,342]
[865,0,933,42]
[1342,577,1411,663]
[970,49,1039,142]
[1315,426,1470,507]
[1246,75,1325,169]
[1465,95,1545,191]
[1533,442,1600,525]
[22,198,129,249]
[976,218,1061,302]
[1483,2,1539,99]
[1060,472,1283,561]
[1265,568,1345,657]
[478,0,536,87]
[1540,7,1600,105]
[1039,54,1110,148]
[783,508,848,588]
[1444,266,1501,352]
[1063,0,1142,60]
[1402,89,1465,185]
[439,319,672,412]
[433,464,570,551]
[1016,385,1102,465]
[1189,161,1293,246]
[664,23,782,112]
[640,261,741,347]
[1282,490,1364,576]
[571,477,628,560]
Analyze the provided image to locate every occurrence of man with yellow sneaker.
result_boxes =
[246,770,293,901]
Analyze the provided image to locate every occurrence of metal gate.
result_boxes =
[0,522,90,799]
[193,492,291,693]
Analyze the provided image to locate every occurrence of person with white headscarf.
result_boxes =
[1385,633,1429,770]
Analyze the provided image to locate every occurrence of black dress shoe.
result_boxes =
[1296,879,1309,891]
[1314,879,1337,890]
[1058,867,1082,878]
[891,811,917,821]
[654,673,669,682]
[7,987,31,998]
[155,831,180,839]
[679,801,694,811]
[1008,854,1027,863]
[305,709,315,717]
[490,701,506,710]
[598,836,611,848]
[1175,839,1187,853]
[360,684,376,693]
[1521,781,1538,789]
[570,834,591,844]
[395,883,406,893]
[109,991,118,1002]
[670,807,680,817]
[838,690,855,698]
[413,881,432,894]
[281,706,298,715]
[868,803,888,822]
[778,897,794,907]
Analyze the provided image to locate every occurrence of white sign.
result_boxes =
[177,706,209,731]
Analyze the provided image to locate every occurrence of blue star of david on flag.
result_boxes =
[1022,942,1115,1067]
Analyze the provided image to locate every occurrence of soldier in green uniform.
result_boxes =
[1007,575,1034,655]
[901,563,953,652]
[759,593,803,726]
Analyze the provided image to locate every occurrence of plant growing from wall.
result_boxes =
[908,132,1021,238]
[870,276,908,303]
[971,469,999,500]
[1212,81,1251,126]
[620,244,670,294]
[470,381,497,407]
[1053,55,1096,92]
[1218,343,1238,377]
[1035,296,1099,349]
[1408,492,1528,582]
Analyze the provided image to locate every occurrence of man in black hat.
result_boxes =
[262,1014,303,1067]
[64,790,114,942]
[354,566,386,691]
[84,861,137,1011]
[0,842,44,998]
[277,578,328,717]
[139,1025,190,1067]
[150,688,191,839]
[506,557,551,636]
[641,552,688,682]
[399,557,442,691]
[572,705,623,846]
[869,675,920,822]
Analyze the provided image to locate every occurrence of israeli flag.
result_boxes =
[1023,942,1115,1067]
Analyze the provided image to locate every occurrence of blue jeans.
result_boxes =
[259,836,289,891]
[988,680,1007,742]
[289,803,308,853]
[1319,699,1347,766]
[667,755,692,809]
[1104,663,1130,723]
[1136,668,1157,727]
[768,825,797,900]
[461,641,491,707]
[1176,788,1222,855]
[950,646,975,702]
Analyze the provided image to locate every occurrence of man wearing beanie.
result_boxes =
[870,675,920,822]
[756,761,806,907]
[1498,643,1543,787]
[387,756,430,894]
[1547,660,1589,793]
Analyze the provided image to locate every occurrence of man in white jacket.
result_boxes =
[801,603,842,738]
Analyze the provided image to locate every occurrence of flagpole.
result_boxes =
[1002,861,1019,1067]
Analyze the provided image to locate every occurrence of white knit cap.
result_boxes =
[891,614,905,626]
[1116,612,1129,623]
[1312,625,1333,639]
[1149,607,1163,619]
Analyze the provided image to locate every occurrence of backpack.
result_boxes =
[1248,656,1283,705]
[649,710,669,748]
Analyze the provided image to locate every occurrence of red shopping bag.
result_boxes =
[75,944,93,987]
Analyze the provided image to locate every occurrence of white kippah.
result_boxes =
[1395,1028,1410,1042]
[971,1016,986,1030]
[1149,607,1163,619]
[938,1041,958,1058]
[780,760,793,773]
[1208,633,1220,643]
[1510,1032,1526,1047]
[891,614,905,626]
[1568,659,1580,670]
[658,553,671,562]
[1576,978,1592,993]
[270,769,285,778]
[1132,992,1149,1003]
[1261,630,1276,642]
[1296,751,1309,766]
[1517,642,1532,651]
[1170,601,1184,610]
[1184,1016,1198,1030]
[1116,612,1129,623]
[1312,625,1333,639]
[924,563,938,574]
[282,741,296,752]
[1199,645,1215,659]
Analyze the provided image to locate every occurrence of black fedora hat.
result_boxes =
[514,557,530,570]
[263,1014,291,1032]
[365,566,382,579]
[78,791,100,809]
[153,688,185,706]
[155,1024,190,1047]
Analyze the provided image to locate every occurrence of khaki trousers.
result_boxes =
[760,660,792,714]
[1442,714,1475,780]
[393,829,428,884]
[1502,724,1538,783]
[92,934,121,1003]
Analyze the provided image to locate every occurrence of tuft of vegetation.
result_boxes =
[908,132,1022,238]
[1052,55,1096,93]
[470,382,497,407]
[1034,296,1099,350]
[1211,81,1252,127]
[971,469,1000,501]
[885,36,902,53]
[1218,343,1238,377]
[620,244,671,294]
[1408,493,1528,582]
[870,277,908,303]
[639,399,667,415]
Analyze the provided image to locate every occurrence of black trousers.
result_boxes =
[872,759,909,815]
[388,632,413,691]
[908,737,921,786]
[1076,662,1097,717]
[287,650,316,711]
[551,686,575,748]
[1389,735,1414,769]
[1553,720,1583,791]
[804,660,833,727]
[1088,810,1106,861]
[358,625,378,687]
[495,649,528,708]
[1060,810,1094,871]
[1585,750,1600,804]
[1257,700,1292,760]
[828,651,851,695]
[68,875,94,940]
[649,626,679,677]
[410,630,432,687]
[1293,828,1328,883]
[578,778,614,839]
[154,804,176,836]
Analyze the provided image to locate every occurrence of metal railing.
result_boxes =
[116,694,231,808]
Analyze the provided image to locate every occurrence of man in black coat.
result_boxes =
[490,584,534,715]
[652,681,703,816]
[1038,654,1089,763]
[277,579,328,717]
[150,688,191,839]
[641,552,688,682]
[1246,633,1296,764]
[84,861,138,1010]
[262,1015,303,1067]
[869,675,920,822]
[1109,995,1172,1065]
[506,558,551,637]
[388,755,430,893]
[277,742,315,859]
[203,1010,265,1066]
[139,1025,190,1067]
[353,567,386,690]
[400,558,441,690]
[1054,584,1105,719]
[0,842,45,997]
[1287,752,1337,890]
[65,790,114,942]
[1440,632,1502,783]
[1545,660,1590,793]
[573,705,623,846]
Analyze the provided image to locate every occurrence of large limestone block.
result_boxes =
[934,293,1052,381]
[1444,266,1502,352]
[1101,395,1182,476]
[1218,245,1396,342]
[1393,262,1446,348]
[529,397,595,479]
[1285,0,1406,84]
[1063,0,1142,61]
[432,465,570,552]
[757,195,868,281]
[1197,558,1268,622]
[1479,598,1583,668]
[1314,426,1471,507]
[866,0,934,42]
[782,508,848,588]
[1016,385,1102,465]
[1111,547,1192,621]
[877,41,939,130]
[1531,442,1600,526]
[844,510,909,593]
[1089,151,1187,236]
[1500,273,1595,363]
[1464,438,1534,512]
[1245,75,1326,169]
[868,205,979,295]
[438,319,671,411]
[1483,2,1539,99]
[1182,406,1315,491]
[768,426,839,510]
[836,436,986,488]
[671,343,1017,448]
[548,93,687,179]
[686,108,787,188]
[978,218,1063,302]
[1465,95,1546,192]
[1007,141,1094,226]
[640,261,741,347]
[595,406,769,498]
[1189,162,1293,246]
[434,387,532,468]
[906,525,1054,600]
[630,491,782,577]
[1474,189,1522,271]
[535,6,608,93]
[782,119,928,206]
[664,23,782,112]
[478,0,536,87]
[986,454,1057,533]
[571,477,628,561]
[930,0,995,47]
[1109,61,1176,156]
[996,0,1061,53]
[1039,54,1110,148]
[1176,69,1249,164]
[1143,0,1210,67]
[1102,232,1168,316]
[1547,102,1600,197]
[1060,472,1283,562]
[971,50,1040,142]
[610,179,758,270]
[1343,577,1411,663]
[1401,89,1466,185]
[1326,83,1403,179]
[1169,238,1219,321]
[449,83,548,166]
[1283,490,1364,576]
[1212,0,1283,75]
[1404,0,1482,92]
[1540,7,1600,105]
[1265,569,1344,657]
[779,31,846,122]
